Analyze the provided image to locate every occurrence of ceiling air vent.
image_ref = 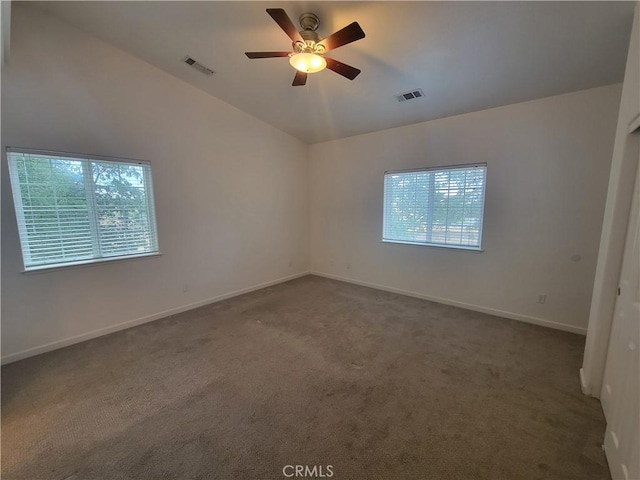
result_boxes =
[184,56,215,76]
[395,88,425,103]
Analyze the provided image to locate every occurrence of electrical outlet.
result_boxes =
[182,283,189,293]
[537,294,546,304]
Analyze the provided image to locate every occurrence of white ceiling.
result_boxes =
[28,1,635,144]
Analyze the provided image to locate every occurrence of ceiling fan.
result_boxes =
[245,8,365,86]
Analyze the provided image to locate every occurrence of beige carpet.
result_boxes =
[2,275,609,479]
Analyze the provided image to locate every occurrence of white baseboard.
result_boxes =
[4,270,587,365]
[1,271,310,365]
[310,271,588,336]
[580,368,593,396]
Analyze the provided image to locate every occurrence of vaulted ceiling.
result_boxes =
[28,1,636,144]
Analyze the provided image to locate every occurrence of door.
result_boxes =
[601,145,640,480]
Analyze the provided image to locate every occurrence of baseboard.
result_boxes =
[4,269,586,364]
[580,368,589,395]
[310,271,588,336]
[580,368,591,396]
[1,271,310,365]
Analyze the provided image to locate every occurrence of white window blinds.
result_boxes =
[383,164,487,249]
[7,149,159,270]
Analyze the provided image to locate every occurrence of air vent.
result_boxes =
[395,88,425,103]
[183,56,215,76]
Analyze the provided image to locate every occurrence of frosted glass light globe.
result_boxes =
[289,53,327,73]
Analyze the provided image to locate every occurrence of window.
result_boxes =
[7,148,159,271]
[383,164,487,250]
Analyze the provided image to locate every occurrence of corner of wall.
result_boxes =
[581,1,640,397]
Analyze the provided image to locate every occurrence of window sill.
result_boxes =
[381,239,484,252]
[22,252,162,274]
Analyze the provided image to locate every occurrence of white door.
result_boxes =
[601,145,640,480]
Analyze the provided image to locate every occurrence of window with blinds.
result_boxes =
[383,164,487,250]
[7,149,159,271]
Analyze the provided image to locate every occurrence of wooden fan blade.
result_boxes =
[319,22,365,52]
[267,8,304,43]
[292,70,307,86]
[245,52,291,59]
[325,57,361,80]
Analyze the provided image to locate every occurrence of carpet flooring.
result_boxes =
[2,275,609,480]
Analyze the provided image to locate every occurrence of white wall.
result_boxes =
[0,5,309,362]
[309,85,621,334]
[582,2,640,398]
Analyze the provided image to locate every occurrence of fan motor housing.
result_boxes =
[300,29,321,43]
[293,25,325,55]
[296,12,322,48]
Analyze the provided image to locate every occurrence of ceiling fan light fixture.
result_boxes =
[246,9,365,85]
[289,52,326,73]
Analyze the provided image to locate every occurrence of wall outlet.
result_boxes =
[537,294,546,304]
[182,283,189,293]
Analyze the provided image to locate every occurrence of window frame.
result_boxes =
[382,163,487,251]
[7,147,161,272]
